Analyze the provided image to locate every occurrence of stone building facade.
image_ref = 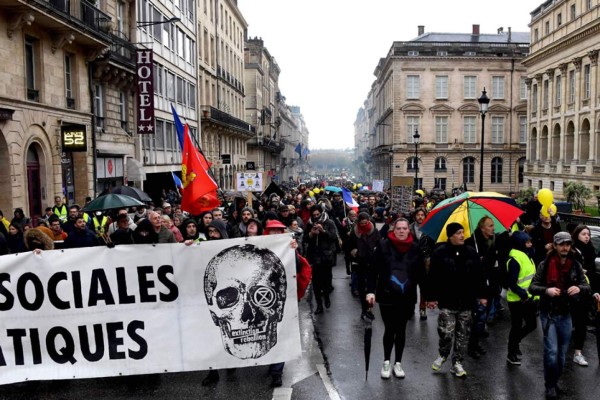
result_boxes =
[244,37,283,182]
[523,0,600,196]
[362,25,529,194]
[0,0,137,220]
[197,0,252,190]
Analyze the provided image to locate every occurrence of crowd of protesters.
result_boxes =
[1,183,599,399]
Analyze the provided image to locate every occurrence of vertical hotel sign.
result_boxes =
[136,49,154,134]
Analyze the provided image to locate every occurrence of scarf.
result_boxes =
[546,254,572,289]
[311,211,329,224]
[357,221,373,236]
[387,231,414,253]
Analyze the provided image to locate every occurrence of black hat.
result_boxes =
[446,222,464,238]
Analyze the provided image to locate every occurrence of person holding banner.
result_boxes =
[201,219,230,386]
[64,216,100,249]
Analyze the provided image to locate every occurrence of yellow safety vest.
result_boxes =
[506,249,538,302]
[53,204,68,222]
[93,216,108,236]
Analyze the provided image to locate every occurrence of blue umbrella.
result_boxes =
[324,186,342,193]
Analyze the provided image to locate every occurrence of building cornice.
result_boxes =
[523,19,600,66]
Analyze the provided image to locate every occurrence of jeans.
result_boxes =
[540,311,572,389]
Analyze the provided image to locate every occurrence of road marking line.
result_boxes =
[317,363,341,400]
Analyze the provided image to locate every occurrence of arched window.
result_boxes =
[491,157,503,183]
[463,157,475,184]
[434,157,447,171]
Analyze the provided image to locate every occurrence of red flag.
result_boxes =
[181,125,218,215]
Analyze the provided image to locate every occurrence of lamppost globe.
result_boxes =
[477,88,490,192]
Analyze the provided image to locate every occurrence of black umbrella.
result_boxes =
[111,186,152,202]
[364,308,374,380]
[82,194,145,212]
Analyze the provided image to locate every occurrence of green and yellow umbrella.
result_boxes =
[421,191,524,243]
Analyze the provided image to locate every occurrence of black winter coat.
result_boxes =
[347,224,380,273]
[426,242,487,310]
[304,217,338,267]
[368,238,424,307]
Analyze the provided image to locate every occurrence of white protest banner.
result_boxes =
[0,235,300,385]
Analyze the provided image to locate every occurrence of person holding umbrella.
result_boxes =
[426,222,487,378]
[366,218,425,379]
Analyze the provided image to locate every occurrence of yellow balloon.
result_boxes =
[538,188,553,207]
[416,189,425,197]
[313,188,320,194]
[548,203,557,217]
[353,185,357,190]
[357,183,363,188]
[540,206,550,217]
[308,190,314,197]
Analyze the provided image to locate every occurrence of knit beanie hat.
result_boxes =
[446,222,464,238]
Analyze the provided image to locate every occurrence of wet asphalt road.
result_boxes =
[316,259,600,400]
[1,254,599,399]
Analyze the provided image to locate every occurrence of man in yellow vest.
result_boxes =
[52,195,68,222]
[91,211,109,238]
[505,231,538,365]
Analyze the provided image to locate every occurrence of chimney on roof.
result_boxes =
[418,25,424,36]
[508,27,512,42]
[498,27,504,34]
[473,24,480,36]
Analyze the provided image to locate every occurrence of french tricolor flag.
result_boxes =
[342,187,359,211]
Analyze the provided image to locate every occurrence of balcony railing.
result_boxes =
[108,31,136,68]
[34,0,112,38]
[204,107,255,136]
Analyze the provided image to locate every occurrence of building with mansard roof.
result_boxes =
[360,24,529,194]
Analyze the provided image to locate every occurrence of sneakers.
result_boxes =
[393,362,405,378]
[419,309,427,321]
[431,355,447,371]
[573,353,588,366]
[450,362,467,377]
[381,360,391,379]
[506,353,521,365]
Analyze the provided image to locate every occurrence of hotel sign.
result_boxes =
[136,49,155,135]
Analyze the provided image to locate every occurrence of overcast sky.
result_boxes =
[238,0,542,150]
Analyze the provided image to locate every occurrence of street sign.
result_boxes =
[221,154,231,164]
[246,161,256,170]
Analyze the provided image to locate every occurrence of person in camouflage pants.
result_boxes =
[426,222,487,377]
[437,308,471,364]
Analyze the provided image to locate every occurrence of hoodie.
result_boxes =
[209,219,229,239]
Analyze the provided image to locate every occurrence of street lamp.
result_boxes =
[477,88,490,192]
[413,129,420,189]
[137,17,180,27]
